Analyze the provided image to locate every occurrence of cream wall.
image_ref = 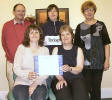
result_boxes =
[0,0,112,92]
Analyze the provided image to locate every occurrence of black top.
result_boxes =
[74,21,111,69]
[58,45,82,80]
[42,19,64,54]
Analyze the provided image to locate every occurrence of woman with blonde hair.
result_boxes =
[51,25,89,100]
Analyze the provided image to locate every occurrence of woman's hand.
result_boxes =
[56,80,67,90]
[62,64,71,72]
[28,72,38,80]
[104,60,110,71]
[29,83,38,97]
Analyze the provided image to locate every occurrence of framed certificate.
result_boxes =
[34,55,63,75]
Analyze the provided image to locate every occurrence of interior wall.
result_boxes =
[0,0,112,91]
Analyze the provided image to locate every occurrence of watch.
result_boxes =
[70,67,72,72]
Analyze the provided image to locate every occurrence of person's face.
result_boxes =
[29,29,40,43]
[48,7,58,21]
[83,7,95,20]
[13,5,25,20]
[61,31,72,45]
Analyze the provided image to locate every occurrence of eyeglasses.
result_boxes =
[84,8,94,12]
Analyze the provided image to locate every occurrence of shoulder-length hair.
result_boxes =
[22,24,44,47]
[59,24,74,44]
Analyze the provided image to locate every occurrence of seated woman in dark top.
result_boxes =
[51,25,89,100]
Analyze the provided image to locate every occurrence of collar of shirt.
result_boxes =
[14,19,24,25]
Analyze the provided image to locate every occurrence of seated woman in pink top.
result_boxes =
[13,24,49,100]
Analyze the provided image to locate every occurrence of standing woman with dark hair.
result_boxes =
[74,1,111,100]
[42,4,64,54]
[13,24,49,100]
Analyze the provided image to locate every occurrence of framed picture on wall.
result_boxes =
[35,8,69,26]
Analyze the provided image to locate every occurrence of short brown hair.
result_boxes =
[22,24,44,47]
[13,3,25,11]
[59,25,74,44]
[81,1,97,13]
[47,4,59,20]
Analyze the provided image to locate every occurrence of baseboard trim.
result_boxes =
[101,88,112,98]
[0,88,112,99]
[0,91,8,100]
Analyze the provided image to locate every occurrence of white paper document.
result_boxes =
[34,55,63,75]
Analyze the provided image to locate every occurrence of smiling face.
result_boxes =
[61,30,72,45]
[29,29,40,43]
[81,1,97,21]
[83,7,95,20]
[48,7,58,22]
[13,5,25,21]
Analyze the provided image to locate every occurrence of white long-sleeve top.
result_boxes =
[13,44,49,86]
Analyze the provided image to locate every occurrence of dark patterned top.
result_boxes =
[74,21,111,69]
